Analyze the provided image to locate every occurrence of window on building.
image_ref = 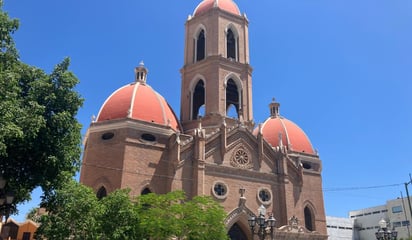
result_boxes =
[226,28,237,60]
[304,206,315,231]
[96,186,107,200]
[22,232,31,240]
[258,188,272,203]
[196,30,205,61]
[226,79,239,118]
[141,188,151,195]
[392,205,403,213]
[214,183,226,196]
[212,181,228,200]
[192,80,205,120]
[402,220,410,226]
[393,222,402,227]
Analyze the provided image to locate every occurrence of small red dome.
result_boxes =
[254,100,315,155]
[96,65,180,131]
[193,0,240,17]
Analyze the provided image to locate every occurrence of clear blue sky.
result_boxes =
[3,0,412,222]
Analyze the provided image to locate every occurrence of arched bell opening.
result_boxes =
[195,29,206,62]
[226,79,239,118]
[226,28,238,61]
[192,80,205,120]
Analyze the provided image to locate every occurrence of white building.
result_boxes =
[326,216,356,240]
[327,197,412,240]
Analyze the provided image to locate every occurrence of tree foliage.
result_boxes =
[97,189,141,239]
[137,191,229,240]
[0,2,83,206]
[36,180,229,240]
[35,180,100,240]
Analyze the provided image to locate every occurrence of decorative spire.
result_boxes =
[134,60,148,83]
[269,98,280,117]
[213,0,219,8]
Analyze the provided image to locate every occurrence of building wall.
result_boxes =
[16,221,38,240]
[326,216,355,240]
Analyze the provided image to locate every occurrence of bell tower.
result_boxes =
[180,0,254,133]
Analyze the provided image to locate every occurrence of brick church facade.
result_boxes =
[80,0,328,239]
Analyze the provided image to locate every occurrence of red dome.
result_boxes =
[254,100,315,155]
[97,82,180,131]
[193,0,240,17]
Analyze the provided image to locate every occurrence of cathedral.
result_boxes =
[79,0,328,239]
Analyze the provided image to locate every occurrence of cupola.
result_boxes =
[96,62,181,131]
[255,99,315,155]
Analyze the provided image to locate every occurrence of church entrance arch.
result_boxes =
[228,222,249,240]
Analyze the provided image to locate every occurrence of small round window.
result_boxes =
[101,132,114,140]
[141,133,156,142]
[257,187,272,205]
[212,181,228,200]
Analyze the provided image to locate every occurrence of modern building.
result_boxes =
[326,197,412,240]
[349,197,411,240]
[79,0,328,239]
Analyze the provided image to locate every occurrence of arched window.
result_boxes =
[192,80,205,119]
[141,188,151,195]
[196,29,205,61]
[226,28,237,60]
[96,186,107,200]
[304,206,315,231]
[226,79,239,118]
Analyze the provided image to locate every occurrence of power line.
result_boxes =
[323,183,403,192]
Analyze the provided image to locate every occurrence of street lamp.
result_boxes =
[375,219,398,240]
[0,175,14,224]
[248,205,276,240]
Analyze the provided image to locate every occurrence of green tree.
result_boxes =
[97,189,141,239]
[36,181,229,240]
[137,191,229,240]
[0,2,83,207]
[35,180,101,240]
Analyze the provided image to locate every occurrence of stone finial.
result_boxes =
[239,187,245,198]
[278,132,283,147]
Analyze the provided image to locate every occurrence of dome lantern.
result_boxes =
[135,61,148,83]
[269,98,280,117]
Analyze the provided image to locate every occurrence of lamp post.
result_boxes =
[248,205,276,240]
[0,175,14,232]
[375,219,398,240]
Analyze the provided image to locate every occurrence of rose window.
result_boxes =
[234,149,249,165]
